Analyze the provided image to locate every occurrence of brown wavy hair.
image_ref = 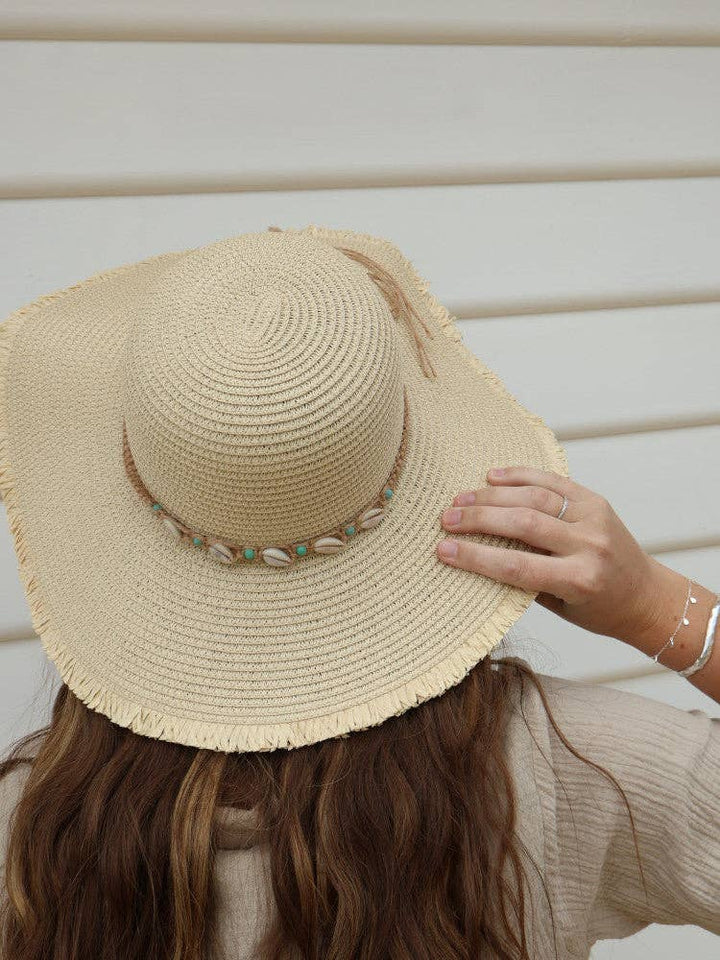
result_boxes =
[0,641,646,960]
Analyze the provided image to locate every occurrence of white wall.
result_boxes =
[1,5,718,956]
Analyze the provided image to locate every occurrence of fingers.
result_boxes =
[440,504,577,555]
[436,466,613,607]
[485,466,594,501]
[436,538,573,598]
[453,482,569,521]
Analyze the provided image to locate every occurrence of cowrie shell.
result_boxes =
[162,516,183,539]
[262,547,293,567]
[208,542,235,564]
[358,507,384,530]
[313,536,345,555]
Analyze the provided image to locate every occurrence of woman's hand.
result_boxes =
[435,465,658,645]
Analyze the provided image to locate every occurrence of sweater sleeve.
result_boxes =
[534,673,720,942]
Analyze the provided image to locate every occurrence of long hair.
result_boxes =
[0,644,646,960]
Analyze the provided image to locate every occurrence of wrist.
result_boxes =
[618,556,715,669]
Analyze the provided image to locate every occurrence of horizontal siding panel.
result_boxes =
[458,303,720,438]
[3,44,720,195]
[592,924,720,960]
[0,537,34,639]
[0,638,53,751]
[3,179,720,320]
[565,425,719,552]
[3,429,717,643]
[2,1,720,43]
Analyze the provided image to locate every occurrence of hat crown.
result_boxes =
[122,232,405,546]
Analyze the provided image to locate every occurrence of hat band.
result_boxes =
[122,386,410,568]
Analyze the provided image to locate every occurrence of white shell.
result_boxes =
[313,536,345,555]
[358,506,385,530]
[208,542,235,564]
[162,516,183,539]
[262,547,293,567]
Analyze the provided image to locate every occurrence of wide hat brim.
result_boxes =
[0,224,569,753]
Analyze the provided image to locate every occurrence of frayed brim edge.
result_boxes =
[0,303,52,638]
[0,229,570,754]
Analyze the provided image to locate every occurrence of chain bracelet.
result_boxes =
[651,576,719,680]
[651,577,696,663]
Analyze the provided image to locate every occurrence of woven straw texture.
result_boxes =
[0,225,569,753]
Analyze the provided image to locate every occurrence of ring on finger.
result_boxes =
[556,494,570,520]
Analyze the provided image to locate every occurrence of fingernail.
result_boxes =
[438,540,458,559]
[454,491,476,506]
[488,468,505,478]
[443,508,462,526]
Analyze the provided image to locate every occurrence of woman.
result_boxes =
[0,225,717,959]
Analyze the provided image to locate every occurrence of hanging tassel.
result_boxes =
[335,246,437,379]
[266,226,437,379]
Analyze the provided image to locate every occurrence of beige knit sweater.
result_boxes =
[1,671,718,958]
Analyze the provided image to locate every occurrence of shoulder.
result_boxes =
[526,670,719,751]
[515,674,720,936]
[512,668,720,813]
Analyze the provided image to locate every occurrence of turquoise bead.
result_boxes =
[243,548,256,560]
[344,525,356,536]
[192,537,203,546]
[296,544,307,556]
[151,503,162,511]
[384,488,393,499]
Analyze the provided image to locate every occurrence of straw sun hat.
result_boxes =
[0,224,568,753]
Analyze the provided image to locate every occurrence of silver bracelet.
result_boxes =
[678,595,720,678]
[651,577,696,663]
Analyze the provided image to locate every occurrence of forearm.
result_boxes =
[615,556,720,705]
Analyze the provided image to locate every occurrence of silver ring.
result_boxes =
[556,495,569,520]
